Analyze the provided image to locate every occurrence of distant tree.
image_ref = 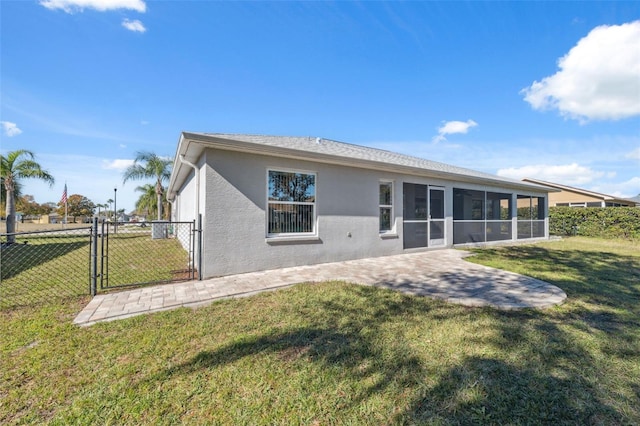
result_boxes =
[15,194,51,216]
[269,172,315,202]
[15,194,33,215]
[95,203,107,218]
[1,150,55,242]
[16,195,48,216]
[106,199,114,219]
[42,202,58,213]
[123,152,172,221]
[59,194,95,223]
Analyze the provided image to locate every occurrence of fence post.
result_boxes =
[100,219,107,289]
[197,214,203,281]
[91,217,98,296]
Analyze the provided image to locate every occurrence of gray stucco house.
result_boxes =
[167,132,551,278]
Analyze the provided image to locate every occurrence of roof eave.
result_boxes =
[167,133,207,200]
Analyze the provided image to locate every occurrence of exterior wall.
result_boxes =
[201,149,404,277]
[171,156,207,254]
[22,214,55,224]
[548,190,603,206]
[173,172,196,222]
[172,155,208,222]
[193,148,550,278]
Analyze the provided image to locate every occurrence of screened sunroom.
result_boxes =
[453,189,546,244]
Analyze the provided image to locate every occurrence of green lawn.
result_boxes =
[2,237,639,424]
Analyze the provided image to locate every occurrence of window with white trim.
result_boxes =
[379,181,393,232]
[267,170,316,236]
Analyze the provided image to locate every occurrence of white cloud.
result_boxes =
[40,0,146,13]
[591,176,640,198]
[497,163,604,186]
[122,18,146,33]
[626,147,640,161]
[432,119,477,143]
[0,121,23,137]
[102,159,134,170]
[522,20,640,122]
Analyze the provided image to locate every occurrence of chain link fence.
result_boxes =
[1,227,93,309]
[1,220,200,310]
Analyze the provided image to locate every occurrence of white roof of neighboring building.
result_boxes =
[168,132,553,198]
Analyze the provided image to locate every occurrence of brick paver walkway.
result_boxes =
[74,249,566,326]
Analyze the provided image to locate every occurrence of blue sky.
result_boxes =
[2,0,639,212]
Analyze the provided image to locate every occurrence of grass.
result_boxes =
[1,220,92,233]
[2,237,639,424]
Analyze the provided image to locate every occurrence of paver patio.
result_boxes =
[74,249,567,326]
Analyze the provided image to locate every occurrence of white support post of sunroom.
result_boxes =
[511,193,518,242]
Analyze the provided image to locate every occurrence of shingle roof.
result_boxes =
[169,132,551,195]
[205,132,498,178]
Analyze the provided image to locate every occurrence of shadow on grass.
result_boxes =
[407,355,622,424]
[147,286,431,415]
[470,244,640,349]
[1,230,93,308]
[141,282,636,423]
[0,237,90,280]
[458,243,640,423]
[430,307,633,424]
[113,239,639,423]
[470,245,640,308]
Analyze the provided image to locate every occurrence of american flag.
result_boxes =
[60,183,67,204]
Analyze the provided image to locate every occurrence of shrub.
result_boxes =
[549,206,640,239]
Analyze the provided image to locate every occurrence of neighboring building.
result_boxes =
[12,212,58,224]
[522,178,639,208]
[128,211,147,223]
[116,213,130,222]
[168,133,553,278]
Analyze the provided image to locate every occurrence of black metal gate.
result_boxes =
[91,218,200,295]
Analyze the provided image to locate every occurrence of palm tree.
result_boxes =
[96,203,107,218]
[135,183,159,219]
[122,152,172,221]
[106,199,114,220]
[1,179,22,211]
[1,150,55,242]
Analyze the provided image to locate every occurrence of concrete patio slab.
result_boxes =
[73,249,566,326]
